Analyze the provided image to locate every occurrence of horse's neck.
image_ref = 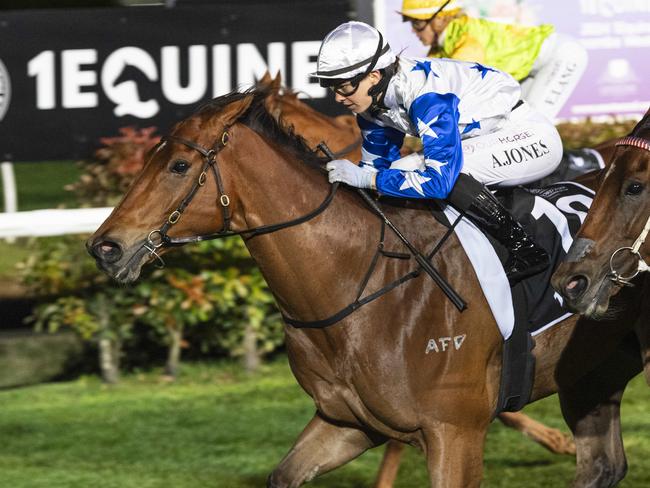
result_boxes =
[284,100,354,135]
[236,128,380,321]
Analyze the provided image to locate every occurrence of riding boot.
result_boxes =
[448,174,550,285]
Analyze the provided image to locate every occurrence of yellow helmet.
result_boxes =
[398,0,463,20]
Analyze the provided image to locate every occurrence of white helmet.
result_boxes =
[313,21,396,83]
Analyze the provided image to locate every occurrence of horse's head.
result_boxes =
[255,71,362,160]
[87,92,258,283]
[552,111,650,318]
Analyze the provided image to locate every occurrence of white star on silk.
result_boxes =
[399,172,431,196]
[417,115,439,139]
[425,158,448,175]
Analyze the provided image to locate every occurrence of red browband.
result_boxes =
[615,136,650,152]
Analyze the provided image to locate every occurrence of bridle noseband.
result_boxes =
[607,136,650,286]
[142,128,338,268]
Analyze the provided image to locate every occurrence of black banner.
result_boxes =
[0,2,348,161]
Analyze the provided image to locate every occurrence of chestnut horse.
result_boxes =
[256,73,576,486]
[88,90,644,487]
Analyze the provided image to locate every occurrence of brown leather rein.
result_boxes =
[142,129,339,267]
[136,130,464,326]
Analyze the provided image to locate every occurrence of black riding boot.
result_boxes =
[448,174,550,285]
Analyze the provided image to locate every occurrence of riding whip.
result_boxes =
[318,142,467,312]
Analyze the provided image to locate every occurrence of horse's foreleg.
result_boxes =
[267,412,385,488]
[497,411,576,455]
[422,424,487,488]
[373,413,573,488]
[558,342,641,487]
[373,440,406,488]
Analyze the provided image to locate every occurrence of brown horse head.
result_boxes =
[255,72,362,161]
[87,89,323,283]
[552,110,650,317]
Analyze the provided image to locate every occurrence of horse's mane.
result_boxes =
[194,88,436,213]
[196,88,327,169]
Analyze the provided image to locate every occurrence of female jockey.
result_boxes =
[398,0,588,121]
[314,21,563,284]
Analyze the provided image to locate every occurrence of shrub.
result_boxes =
[24,128,284,381]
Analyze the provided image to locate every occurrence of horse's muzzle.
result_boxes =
[87,236,124,265]
[562,274,589,302]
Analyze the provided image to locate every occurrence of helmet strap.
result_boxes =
[368,60,397,116]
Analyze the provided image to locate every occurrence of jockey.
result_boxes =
[398,0,588,121]
[313,21,564,284]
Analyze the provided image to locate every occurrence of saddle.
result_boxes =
[438,182,594,412]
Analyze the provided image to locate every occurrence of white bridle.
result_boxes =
[608,136,650,286]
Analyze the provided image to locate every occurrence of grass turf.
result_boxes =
[0,160,81,212]
[1,358,650,487]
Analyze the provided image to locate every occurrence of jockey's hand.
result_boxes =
[326,159,376,190]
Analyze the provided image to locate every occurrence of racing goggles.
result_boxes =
[326,73,366,97]
[403,0,451,32]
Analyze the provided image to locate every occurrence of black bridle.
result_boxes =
[143,128,339,266]
[137,129,465,324]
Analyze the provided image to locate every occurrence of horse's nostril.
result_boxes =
[92,239,123,264]
[565,275,589,300]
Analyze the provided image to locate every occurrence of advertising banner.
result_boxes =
[0,2,348,161]
[376,0,650,120]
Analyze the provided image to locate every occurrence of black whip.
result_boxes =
[318,142,467,312]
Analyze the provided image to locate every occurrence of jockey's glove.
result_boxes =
[326,159,377,190]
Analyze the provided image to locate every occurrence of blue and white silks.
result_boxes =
[358,57,520,199]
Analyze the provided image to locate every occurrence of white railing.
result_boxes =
[1,161,19,242]
[1,162,17,214]
[0,160,112,239]
[0,207,112,238]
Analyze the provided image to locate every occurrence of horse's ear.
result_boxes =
[272,71,282,91]
[632,109,650,137]
[259,71,272,86]
[220,95,255,127]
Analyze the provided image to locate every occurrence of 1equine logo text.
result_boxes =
[0,58,10,122]
[25,43,323,119]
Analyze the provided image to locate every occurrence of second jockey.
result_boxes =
[398,0,588,121]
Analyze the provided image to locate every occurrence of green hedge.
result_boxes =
[22,128,284,382]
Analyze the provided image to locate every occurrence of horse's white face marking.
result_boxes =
[425,334,466,354]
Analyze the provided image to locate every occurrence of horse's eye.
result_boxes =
[171,160,190,174]
[625,182,644,195]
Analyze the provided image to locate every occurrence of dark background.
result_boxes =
[0,1,351,160]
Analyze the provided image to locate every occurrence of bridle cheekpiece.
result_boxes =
[141,127,338,268]
[607,136,650,286]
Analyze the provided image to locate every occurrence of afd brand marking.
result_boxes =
[492,140,550,168]
[425,334,466,354]
[0,58,10,122]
